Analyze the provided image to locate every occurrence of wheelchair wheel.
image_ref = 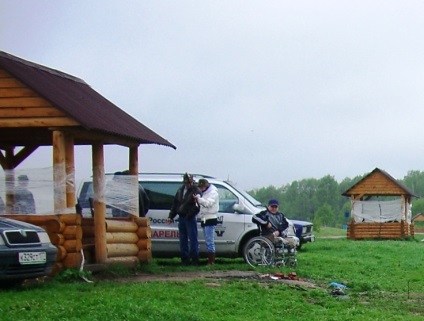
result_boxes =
[289,259,298,267]
[286,249,298,267]
[243,236,275,268]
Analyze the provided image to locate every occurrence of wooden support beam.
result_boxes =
[1,148,15,213]
[129,146,138,175]
[53,131,67,212]
[0,117,79,127]
[0,149,6,169]
[65,135,75,209]
[92,143,107,264]
[0,145,38,169]
[12,145,38,167]
[129,145,139,216]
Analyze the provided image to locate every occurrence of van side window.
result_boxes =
[215,185,239,213]
[141,182,181,210]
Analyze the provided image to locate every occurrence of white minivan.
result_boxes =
[77,173,299,258]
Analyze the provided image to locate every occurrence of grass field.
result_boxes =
[1,231,423,321]
[313,226,347,237]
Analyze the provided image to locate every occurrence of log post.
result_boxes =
[65,135,76,210]
[3,148,15,213]
[128,146,138,176]
[348,219,355,239]
[129,146,139,217]
[52,131,67,212]
[92,143,107,264]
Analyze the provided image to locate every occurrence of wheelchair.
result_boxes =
[243,235,298,268]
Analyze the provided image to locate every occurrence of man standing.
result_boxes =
[194,178,219,265]
[166,173,200,265]
[13,175,36,214]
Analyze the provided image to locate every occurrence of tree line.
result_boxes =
[247,170,424,229]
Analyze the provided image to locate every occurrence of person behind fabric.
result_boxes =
[110,170,150,218]
[194,178,219,265]
[166,173,200,266]
[110,171,129,217]
[13,174,36,214]
[252,199,296,248]
[137,183,150,217]
[120,170,150,217]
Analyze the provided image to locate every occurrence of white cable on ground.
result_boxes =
[79,249,94,283]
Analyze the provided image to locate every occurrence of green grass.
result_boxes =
[314,226,347,237]
[1,238,424,320]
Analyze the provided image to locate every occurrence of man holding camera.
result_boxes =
[166,173,200,265]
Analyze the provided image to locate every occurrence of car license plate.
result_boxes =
[18,252,47,264]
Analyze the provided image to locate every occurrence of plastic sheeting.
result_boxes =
[351,199,410,223]
[0,167,64,214]
[0,167,139,215]
[102,173,138,216]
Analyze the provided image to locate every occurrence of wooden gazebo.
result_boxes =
[343,168,416,240]
[0,51,176,272]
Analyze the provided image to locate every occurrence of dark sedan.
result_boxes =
[0,217,57,285]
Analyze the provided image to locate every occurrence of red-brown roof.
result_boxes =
[342,167,417,197]
[0,51,176,149]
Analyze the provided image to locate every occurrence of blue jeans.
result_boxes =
[203,225,216,253]
[178,216,199,262]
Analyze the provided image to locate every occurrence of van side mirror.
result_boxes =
[232,203,245,213]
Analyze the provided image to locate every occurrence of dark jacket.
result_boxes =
[138,185,150,217]
[252,209,289,236]
[169,184,200,220]
[13,188,36,214]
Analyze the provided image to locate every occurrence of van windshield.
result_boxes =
[226,182,263,208]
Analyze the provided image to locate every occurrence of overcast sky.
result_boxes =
[2,1,424,191]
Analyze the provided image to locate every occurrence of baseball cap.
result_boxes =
[268,199,279,206]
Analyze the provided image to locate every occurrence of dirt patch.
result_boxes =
[102,270,318,289]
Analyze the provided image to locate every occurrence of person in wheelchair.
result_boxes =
[252,198,296,249]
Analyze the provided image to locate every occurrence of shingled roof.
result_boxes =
[0,51,176,149]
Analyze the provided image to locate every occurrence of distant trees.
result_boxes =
[248,175,345,227]
[399,170,424,198]
[411,199,424,215]
[247,169,424,228]
[314,203,335,228]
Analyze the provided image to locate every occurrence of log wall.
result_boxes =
[1,214,152,273]
[347,221,414,240]
[82,216,152,267]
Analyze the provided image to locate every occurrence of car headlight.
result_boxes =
[0,235,4,246]
[37,232,51,244]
